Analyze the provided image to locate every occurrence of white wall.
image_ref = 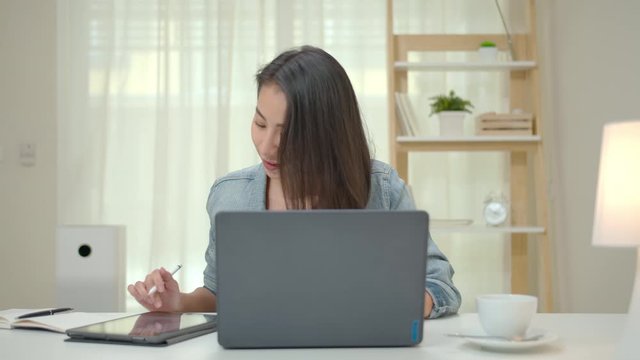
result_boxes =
[1,0,639,313]
[539,0,640,313]
[0,0,57,308]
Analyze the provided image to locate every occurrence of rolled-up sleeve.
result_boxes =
[203,228,218,295]
[201,165,264,296]
[203,183,219,295]
[389,168,462,318]
[423,236,461,318]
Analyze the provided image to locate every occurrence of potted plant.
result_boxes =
[478,40,498,62]
[429,90,474,136]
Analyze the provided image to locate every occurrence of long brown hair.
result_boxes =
[256,46,371,209]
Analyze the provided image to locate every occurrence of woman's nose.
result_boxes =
[260,129,280,154]
[267,130,280,149]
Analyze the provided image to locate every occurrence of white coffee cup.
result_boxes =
[476,294,538,338]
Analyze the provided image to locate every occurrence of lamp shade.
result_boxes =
[592,120,640,247]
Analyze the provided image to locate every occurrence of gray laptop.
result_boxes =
[215,210,428,348]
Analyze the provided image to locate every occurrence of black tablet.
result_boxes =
[65,312,217,346]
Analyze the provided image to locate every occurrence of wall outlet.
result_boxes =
[19,143,36,167]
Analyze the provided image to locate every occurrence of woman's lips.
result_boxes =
[263,159,279,171]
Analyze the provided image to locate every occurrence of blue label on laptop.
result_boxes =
[411,319,420,343]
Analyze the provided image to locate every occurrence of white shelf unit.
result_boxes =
[430,225,545,235]
[397,135,541,142]
[386,0,553,310]
[394,61,537,71]
[395,136,541,152]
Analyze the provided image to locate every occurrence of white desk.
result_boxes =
[0,313,626,359]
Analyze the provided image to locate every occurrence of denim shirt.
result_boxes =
[203,160,461,318]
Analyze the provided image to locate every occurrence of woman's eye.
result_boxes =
[254,121,266,128]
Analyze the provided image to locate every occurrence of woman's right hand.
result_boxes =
[127,267,182,312]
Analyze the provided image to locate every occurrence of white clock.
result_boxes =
[483,194,509,226]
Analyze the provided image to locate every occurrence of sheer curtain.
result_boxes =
[57,0,517,311]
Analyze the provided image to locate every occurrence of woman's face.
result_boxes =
[252,83,287,179]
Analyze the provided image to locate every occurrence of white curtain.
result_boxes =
[58,0,521,311]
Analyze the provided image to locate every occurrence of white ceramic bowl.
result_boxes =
[476,294,538,338]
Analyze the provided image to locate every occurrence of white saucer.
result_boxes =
[462,328,559,351]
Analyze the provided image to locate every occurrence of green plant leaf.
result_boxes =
[428,90,474,116]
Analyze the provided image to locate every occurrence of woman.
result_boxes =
[128,45,461,318]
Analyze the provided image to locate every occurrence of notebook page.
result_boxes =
[0,309,54,329]
[12,312,135,333]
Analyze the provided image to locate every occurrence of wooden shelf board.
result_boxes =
[394,61,536,71]
[395,135,541,152]
[393,34,519,52]
[431,225,545,234]
[398,135,541,142]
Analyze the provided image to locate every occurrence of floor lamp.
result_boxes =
[592,120,640,359]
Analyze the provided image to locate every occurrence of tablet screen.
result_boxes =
[67,312,215,342]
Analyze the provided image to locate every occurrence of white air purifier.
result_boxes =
[56,225,126,311]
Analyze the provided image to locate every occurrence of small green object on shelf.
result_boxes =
[480,40,496,47]
[428,91,474,117]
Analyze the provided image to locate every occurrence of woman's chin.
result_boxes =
[264,166,281,179]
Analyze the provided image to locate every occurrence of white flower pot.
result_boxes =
[438,112,466,137]
[478,46,498,62]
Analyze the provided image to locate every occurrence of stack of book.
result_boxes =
[394,92,420,136]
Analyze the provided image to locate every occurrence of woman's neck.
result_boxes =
[266,177,287,210]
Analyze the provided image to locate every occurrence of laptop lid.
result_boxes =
[215,210,428,348]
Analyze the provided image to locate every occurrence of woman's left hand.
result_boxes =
[424,292,434,318]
